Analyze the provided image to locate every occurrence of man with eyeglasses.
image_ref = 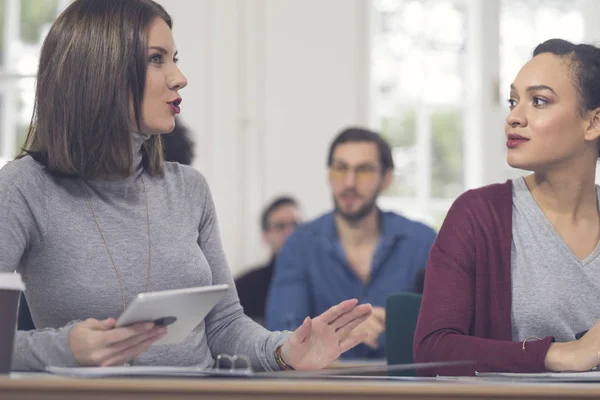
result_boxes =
[235,196,301,326]
[266,127,436,359]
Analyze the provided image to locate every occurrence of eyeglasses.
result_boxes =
[266,221,299,232]
[329,164,379,184]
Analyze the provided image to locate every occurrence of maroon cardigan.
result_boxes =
[413,180,554,376]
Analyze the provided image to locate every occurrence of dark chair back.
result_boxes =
[385,292,422,375]
[17,294,35,331]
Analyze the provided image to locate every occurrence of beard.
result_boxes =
[333,190,380,224]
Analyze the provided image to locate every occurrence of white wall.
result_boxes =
[158,0,369,276]
[159,0,600,277]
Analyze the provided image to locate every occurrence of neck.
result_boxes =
[89,133,150,183]
[335,208,380,246]
[526,158,598,221]
[131,132,150,171]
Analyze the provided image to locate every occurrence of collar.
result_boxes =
[322,209,409,246]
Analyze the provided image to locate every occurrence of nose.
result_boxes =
[506,104,527,128]
[168,65,188,91]
[342,170,357,187]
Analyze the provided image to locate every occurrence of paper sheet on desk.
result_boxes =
[45,366,254,378]
[46,360,473,379]
[475,370,600,382]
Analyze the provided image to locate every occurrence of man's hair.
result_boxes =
[19,0,171,179]
[261,196,298,232]
[162,121,195,165]
[326,127,394,172]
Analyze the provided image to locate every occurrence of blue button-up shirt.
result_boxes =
[265,210,436,359]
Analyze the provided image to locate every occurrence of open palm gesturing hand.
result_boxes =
[279,299,372,370]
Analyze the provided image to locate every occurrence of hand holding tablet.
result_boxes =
[68,284,229,366]
[115,284,229,345]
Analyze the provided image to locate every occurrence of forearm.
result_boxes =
[12,322,79,371]
[414,330,553,376]
[206,310,290,371]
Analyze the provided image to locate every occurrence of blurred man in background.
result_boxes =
[235,196,301,325]
[266,127,436,359]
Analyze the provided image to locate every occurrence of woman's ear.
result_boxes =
[584,107,600,142]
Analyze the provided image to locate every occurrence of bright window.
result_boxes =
[371,0,467,227]
[372,0,587,228]
[0,0,70,168]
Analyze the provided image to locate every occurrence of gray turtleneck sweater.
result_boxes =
[0,134,287,372]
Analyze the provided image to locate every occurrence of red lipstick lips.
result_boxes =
[168,98,182,114]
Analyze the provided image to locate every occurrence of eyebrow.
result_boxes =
[148,46,178,57]
[510,83,557,95]
[332,160,377,168]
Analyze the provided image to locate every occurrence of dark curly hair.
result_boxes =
[533,39,600,157]
[161,121,195,165]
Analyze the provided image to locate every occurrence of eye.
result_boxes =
[507,98,517,110]
[532,96,548,107]
[149,54,164,64]
[173,56,179,64]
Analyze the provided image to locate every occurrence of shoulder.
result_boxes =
[443,181,513,225]
[439,180,514,241]
[163,162,210,198]
[382,211,437,239]
[290,212,332,240]
[280,212,333,250]
[454,180,513,209]
[0,156,48,196]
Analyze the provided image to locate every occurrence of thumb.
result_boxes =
[94,318,116,331]
[291,317,311,345]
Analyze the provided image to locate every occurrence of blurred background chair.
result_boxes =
[17,294,35,331]
[385,292,422,376]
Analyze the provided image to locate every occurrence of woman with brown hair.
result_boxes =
[0,0,371,371]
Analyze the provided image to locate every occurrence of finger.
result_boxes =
[339,332,369,354]
[107,326,167,355]
[370,314,386,333]
[100,332,163,367]
[102,322,156,346]
[371,307,386,323]
[84,318,115,331]
[318,299,359,324]
[335,313,372,338]
[89,328,166,365]
[330,303,373,330]
[289,317,311,346]
[97,318,117,330]
[362,336,380,350]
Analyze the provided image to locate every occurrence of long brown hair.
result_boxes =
[19,0,172,179]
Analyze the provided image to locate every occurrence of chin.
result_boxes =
[145,123,176,135]
[506,155,536,172]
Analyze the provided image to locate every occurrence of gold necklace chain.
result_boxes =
[82,175,152,312]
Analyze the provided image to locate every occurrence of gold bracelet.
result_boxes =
[275,346,294,371]
[522,336,542,351]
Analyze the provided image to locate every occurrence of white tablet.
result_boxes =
[115,284,229,346]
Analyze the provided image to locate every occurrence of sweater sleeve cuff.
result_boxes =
[522,335,554,372]
[12,320,80,371]
[267,331,292,371]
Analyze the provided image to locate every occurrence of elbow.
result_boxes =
[412,326,439,376]
[413,331,434,365]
